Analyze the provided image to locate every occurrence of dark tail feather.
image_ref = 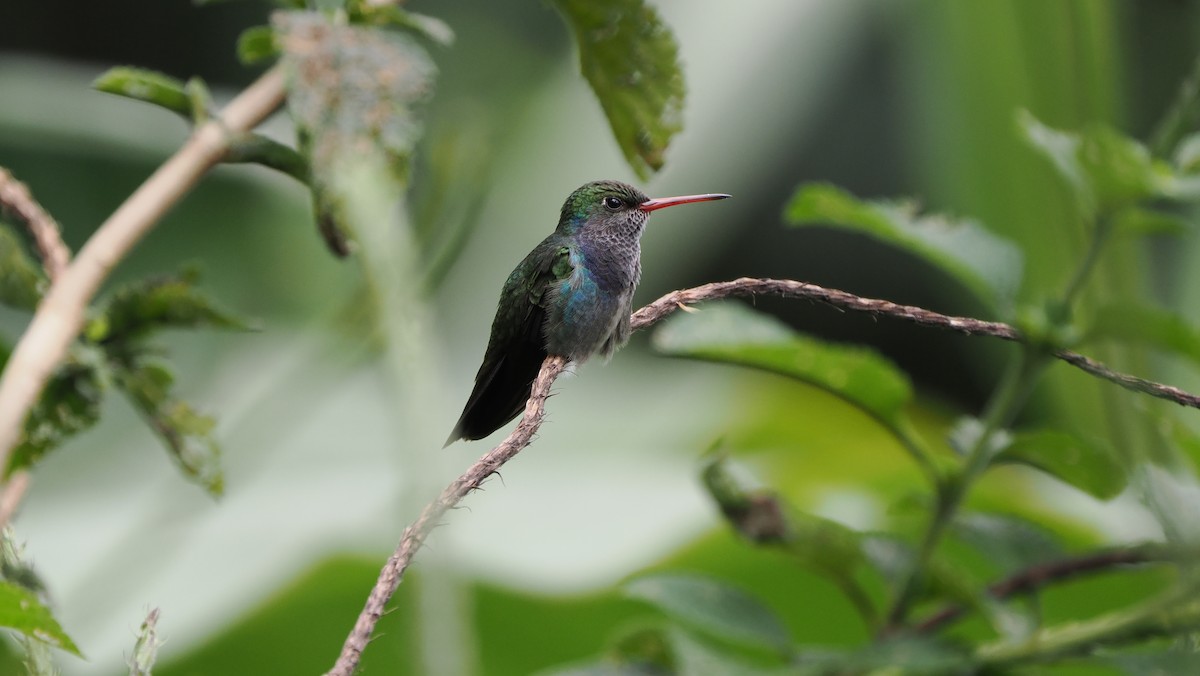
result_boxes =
[445,345,547,446]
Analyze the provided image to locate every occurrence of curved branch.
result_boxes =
[327,277,1200,674]
[0,167,71,281]
[0,67,286,477]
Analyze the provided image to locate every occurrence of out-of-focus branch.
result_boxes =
[916,548,1158,634]
[0,167,70,282]
[0,67,287,484]
[328,277,1200,673]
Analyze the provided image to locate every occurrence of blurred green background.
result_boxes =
[2,0,1199,673]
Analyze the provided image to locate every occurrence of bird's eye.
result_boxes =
[603,196,623,210]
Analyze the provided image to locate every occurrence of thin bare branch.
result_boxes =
[0,168,71,281]
[329,276,1200,674]
[915,547,1157,634]
[326,355,568,676]
[0,66,286,481]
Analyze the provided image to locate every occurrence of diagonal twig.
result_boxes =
[326,276,1200,675]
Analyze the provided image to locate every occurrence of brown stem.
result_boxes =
[0,167,71,282]
[915,548,1156,634]
[327,277,1200,674]
[0,67,286,481]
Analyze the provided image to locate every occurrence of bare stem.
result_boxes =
[0,167,71,282]
[327,276,1200,674]
[325,355,569,676]
[0,67,286,482]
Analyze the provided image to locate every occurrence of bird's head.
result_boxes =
[556,180,730,237]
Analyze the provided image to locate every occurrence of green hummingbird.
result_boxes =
[446,180,730,445]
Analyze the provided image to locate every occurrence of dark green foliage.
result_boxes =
[114,359,224,496]
[994,429,1126,500]
[1087,302,1200,365]
[8,360,103,476]
[93,67,193,119]
[549,0,685,179]
[0,225,45,311]
[90,269,251,347]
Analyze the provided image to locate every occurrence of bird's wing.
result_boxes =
[446,242,574,444]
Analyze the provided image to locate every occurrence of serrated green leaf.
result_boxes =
[237,26,278,65]
[0,581,81,656]
[653,301,912,427]
[9,361,103,475]
[115,361,223,496]
[952,512,1065,572]
[93,67,191,118]
[1087,302,1200,366]
[95,271,251,346]
[1019,110,1171,215]
[0,225,45,311]
[275,10,435,256]
[549,0,684,179]
[624,574,791,655]
[995,429,1126,500]
[785,183,1023,306]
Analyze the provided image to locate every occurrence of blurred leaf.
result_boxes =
[550,0,684,179]
[1019,110,1170,215]
[1087,302,1200,366]
[542,625,788,676]
[1174,131,1200,173]
[1104,646,1200,675]
[224,133,310,184]
[93,67,191,118]
[654,302,913,427]
[952,512,1065,572]
[1112,207,1192,237]
[624,574,791,655]
[796,637,972,674]
[785,183,1023,306]
[0,581,81,656]
[348,5,455,46]
[995,429,1126,500]
[0,225,45,311]
[9,361,103,475]
[275,10,435,255]
[115,361,224,496]
[237,26,278,65]
[701,455,790,544]
[93,270,251,346]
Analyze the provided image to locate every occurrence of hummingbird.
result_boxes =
[445,180,730,445]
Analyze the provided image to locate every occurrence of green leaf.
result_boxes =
[93,67,191,118]
[224,133,310,184]
[653,301,913,427]
[347,5,455,46]
[796,637,972,674]
[994,429,1126,500]
[549,0,685,179]
[952,512,1065,572]
[0,581,81,656]
[1112,206,1192,237]
[1019,110,1170,215]
[785,183,1023,306]
[115,361,224,496]
[1176,131,1200,173]
[624,574,791,655]
[9,361,104,475]
[1087,302,1200,366]
[275,10,436,255]
[0,225,44,311]
[237,26,279,65]
[93,270,251,346]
